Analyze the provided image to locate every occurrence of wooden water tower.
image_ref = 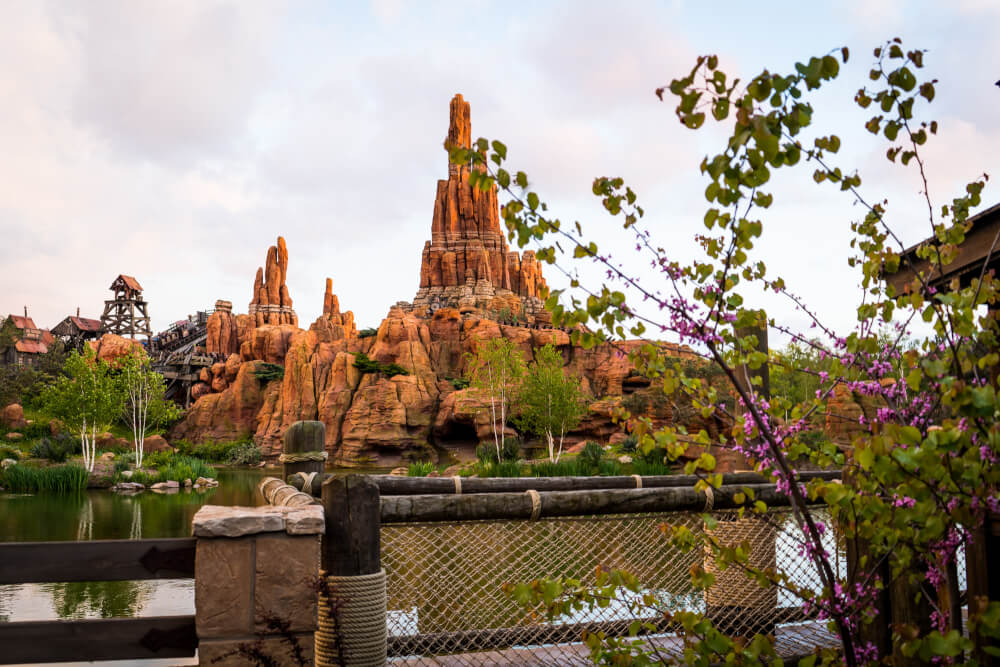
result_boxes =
[100,274,152,341]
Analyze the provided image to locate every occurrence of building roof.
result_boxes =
[15,339,47,355]
[70,316,102,332]
[111,274,144,292]
[7,315,37,330]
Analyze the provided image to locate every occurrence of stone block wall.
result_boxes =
[193,504,324,666]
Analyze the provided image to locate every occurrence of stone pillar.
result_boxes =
[193,504,324,666]
[283,421,328,483]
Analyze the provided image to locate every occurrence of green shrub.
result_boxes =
[578,441,605,470]
[620,434,639,453]
[124,453,216,484]
[30,435,78,463]
[476,438,520,464]
[358,327,378,338]
[353,353,409,378]
[20,422,51,439]
[407,461,435,477]
[1,464,88,494]
[225,442,262,466]
[253,363,284,383]
[447,377,470,390]
[0,446,21,461]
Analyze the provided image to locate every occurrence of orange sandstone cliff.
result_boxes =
[172,95,699,467]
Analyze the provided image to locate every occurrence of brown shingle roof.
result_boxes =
[7,315,37,330]
[70,316,102,332]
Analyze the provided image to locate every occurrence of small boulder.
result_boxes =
[165,480,180,489]
[150,482,167,490]
[1,404,26,430]
[2,458,17,469]
[390,467,407,476]
[49,418,64,436]
[97,432,129,450]
[100,452,115,461]
[5,433,23,442]
[184,478,192,487]
[142,435,172,453]
[121,470,133,479]
[617,455,633,464]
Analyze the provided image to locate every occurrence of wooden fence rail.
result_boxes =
[0,538,197,664]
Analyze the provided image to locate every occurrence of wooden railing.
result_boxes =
[0,538,198,664]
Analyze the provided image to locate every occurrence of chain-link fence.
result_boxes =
[383,507,842,665]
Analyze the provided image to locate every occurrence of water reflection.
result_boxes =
[47,580,153,620]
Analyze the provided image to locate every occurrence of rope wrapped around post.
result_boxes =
[315,569,387,667]
[282,420,328,483]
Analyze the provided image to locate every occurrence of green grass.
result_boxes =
[631,460,674,476]
[118,454,216,485]
[476,461,522,477]
[1,464,89,494]
[529,459,589,477]
[407,462,435,477]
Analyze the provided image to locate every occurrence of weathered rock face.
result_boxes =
[206,300,240,357]
[250,237,297,327]
[90,333,145,364]
[174,301,696,467]
[412,94,548,318]
[1,404,26,430]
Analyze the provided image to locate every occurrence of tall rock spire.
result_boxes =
[413,94,548,319]
[249,237,297,327]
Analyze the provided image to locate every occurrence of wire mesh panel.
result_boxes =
[382,509,841,665]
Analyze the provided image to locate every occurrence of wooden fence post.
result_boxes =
[282,420,327,483]
[316,474,385,666]
[967,512,1000,665]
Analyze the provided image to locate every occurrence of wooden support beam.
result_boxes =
[322,474,381,576]
[380,483,805,523]
[0,616,197,664]
[282,420,327,483]
[0,538,196,584]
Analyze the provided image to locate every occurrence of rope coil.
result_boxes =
[526,489,541,520]
[631,474,643,489]
[315,569,387,667]
[279,450,329,463]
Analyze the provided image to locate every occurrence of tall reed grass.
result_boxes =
[1,464,89,494]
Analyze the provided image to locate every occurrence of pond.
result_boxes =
[0,467,274,667]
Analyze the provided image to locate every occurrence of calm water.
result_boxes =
[0,467,274,667]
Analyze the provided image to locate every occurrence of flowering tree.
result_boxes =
[454,38,999,664]
[42,347,121,473]
[516,344,588,463]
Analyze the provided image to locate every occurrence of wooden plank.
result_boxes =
[381,483,808,523]
[290,470,842,497]
[0,615,197,664]
[0,538,196,584]
[283,420,327,482]
[322,474,381,576]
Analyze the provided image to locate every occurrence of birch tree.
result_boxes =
[42,348,121,473]
[515,344,587,463]
[467,338,525,461]
[119,351,180,469]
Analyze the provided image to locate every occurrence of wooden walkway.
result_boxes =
[390,620,839,665]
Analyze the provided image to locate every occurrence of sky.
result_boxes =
[1,0,997,347]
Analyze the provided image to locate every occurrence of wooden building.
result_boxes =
[100,274,152,341]
[51,309,103,351]
[0,311,55,367]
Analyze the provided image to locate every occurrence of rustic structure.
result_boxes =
[0,310,54,367]
[411,94,548,320]
[51,309,102,351]
[100,275,152,341]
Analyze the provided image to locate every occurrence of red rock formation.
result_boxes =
[90,333,145,364]
[250,237,297,327]
[413,94,548,318]
[206,300,240,357]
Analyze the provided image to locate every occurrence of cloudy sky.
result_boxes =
[2,1,997,346]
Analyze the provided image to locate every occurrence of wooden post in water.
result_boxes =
[282,420,327,483]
